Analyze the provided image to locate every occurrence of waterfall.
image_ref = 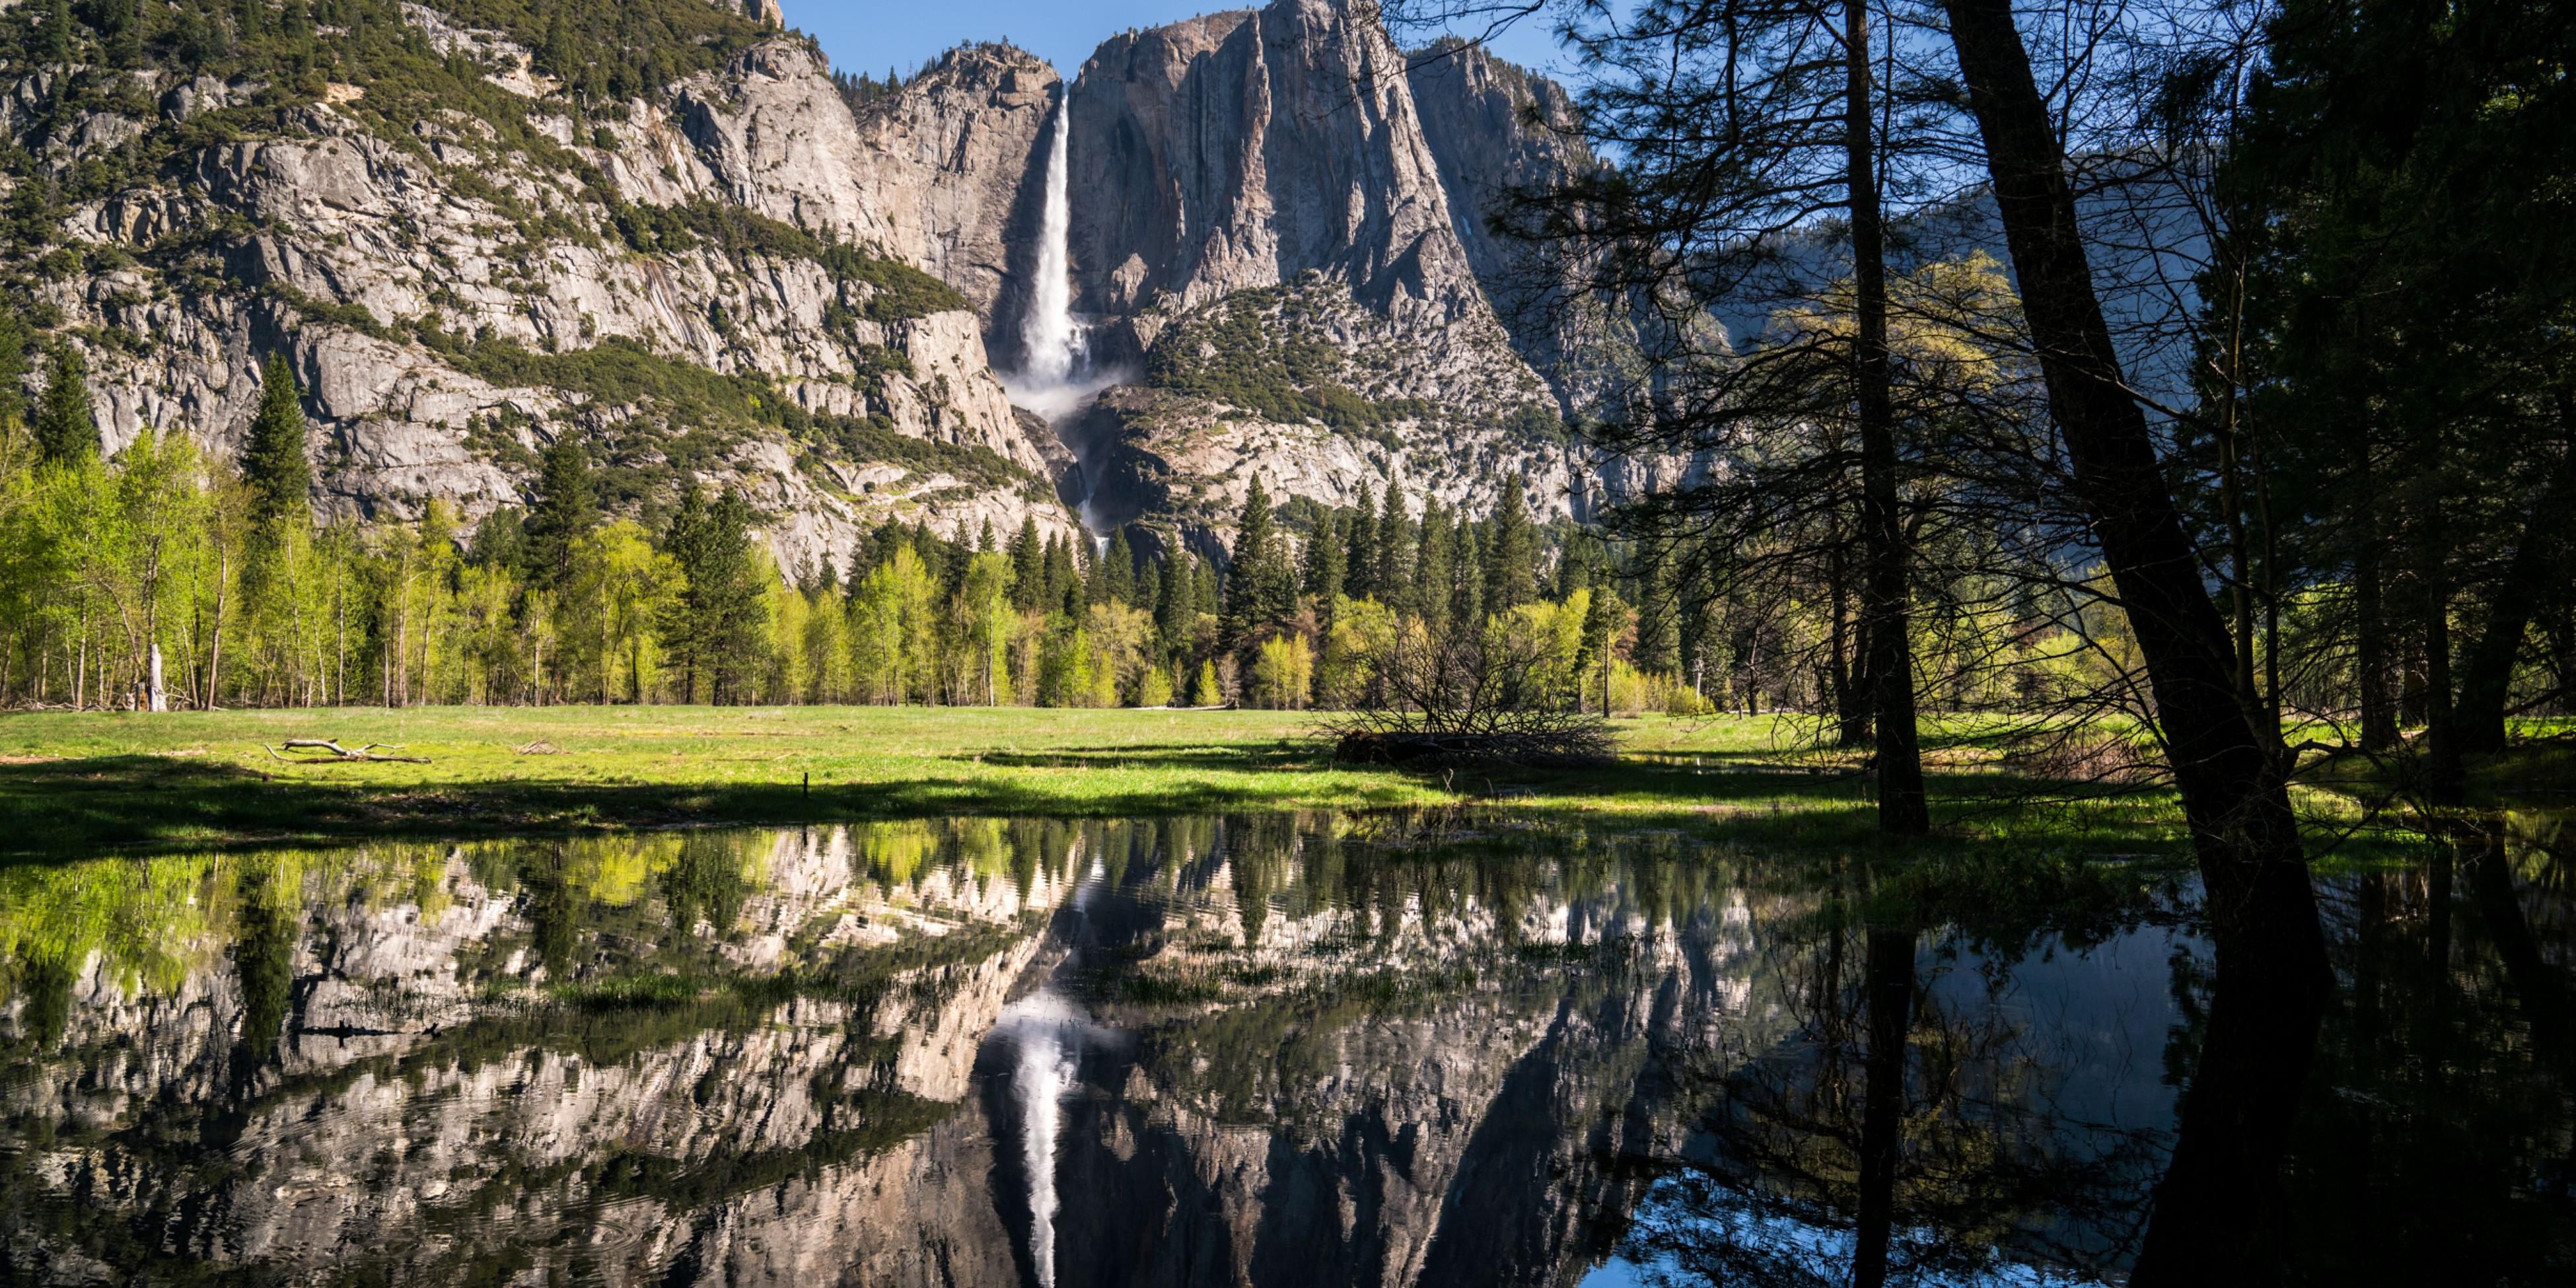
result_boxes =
[1019,89,1084,388]
[1002,82,1133,538]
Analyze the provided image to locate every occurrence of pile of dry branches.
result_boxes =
[1325,622,1611,767]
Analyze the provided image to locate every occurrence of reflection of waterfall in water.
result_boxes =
[1006,994,1081,1288]
[999,83,1132,536]
[999,849,1111,1288]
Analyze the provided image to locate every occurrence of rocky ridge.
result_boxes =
[22,0,1089,578]
[15,0,1661,565]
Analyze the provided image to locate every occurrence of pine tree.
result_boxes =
[242,353,312,528]
[1196,552,1221,616]
[1042,536,1079,616]
[1157,548,1195,654]
[1373,487,1412,610]
[0,312,32,430]
[1223,480,1288,648]
[1304,511,1345,606]
[520,435,597,591]
[1632,554,1680,674]
[1008,518,1044,610]
[1132,552,1159,616]
[35,0,71,66]
[468,507,524,570]
[1486,475,1539,610]
[1101,528,1137,605]
[1345,485,1378,600]
[1557,539,1595,599]
[32,343,96,463]
[98,0,139,67]
[1583,585,1624,713]
[1415,497,1456,631]
[1452,522,1485,629]
[659,485,767,703]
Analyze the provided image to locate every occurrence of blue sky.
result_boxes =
[784,0,1573,84]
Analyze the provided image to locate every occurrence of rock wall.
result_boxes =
[847,44,1060,338]
[16,0,1678,561]
[1063,0,1485,328]
[29,5,1089,579]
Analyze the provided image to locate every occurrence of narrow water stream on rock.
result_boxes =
[1,811,2569,1284]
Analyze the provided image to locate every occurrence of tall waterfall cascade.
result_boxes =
[1001,83,1131,539]
[1019,90,1085,388]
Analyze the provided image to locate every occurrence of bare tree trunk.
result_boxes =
[1847,0,1927,832]
[2454,396,2576,752]
[1938,2,2326,1277]
[147,643,166,712]
[2355,514,2397,749]
[1830,521,1873,746]
[2424,583,2462,806]
[205,548,229,711]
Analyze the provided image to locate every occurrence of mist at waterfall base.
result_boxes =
[1001,89,1133,534]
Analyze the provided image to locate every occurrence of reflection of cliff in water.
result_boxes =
[3,810,2570,1284]
[0,817,1775,1285]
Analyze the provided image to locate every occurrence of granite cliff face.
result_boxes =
[16,0,1654,563]
[1063,1,1485,334]
[848,44,1060,326]
[20,0,1088,579]
[951,0,1696,549]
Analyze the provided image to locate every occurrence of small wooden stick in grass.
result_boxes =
[265,740,432,764]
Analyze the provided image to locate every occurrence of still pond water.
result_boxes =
[0,812,2569,1285]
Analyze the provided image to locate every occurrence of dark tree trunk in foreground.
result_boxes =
[1849,0,1929,834]
[1937,0,2328,1277]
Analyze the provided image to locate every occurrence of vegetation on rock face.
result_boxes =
[620,201,969,322]
[0,0,994,565]
[1146,290,1434,432]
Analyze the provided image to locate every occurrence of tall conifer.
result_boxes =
[1486,475,1539,610]
[520,435,597,591]
[243,354,313,528]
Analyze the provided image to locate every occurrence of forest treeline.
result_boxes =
[0,326,2157,718]
[0,339,1690,714]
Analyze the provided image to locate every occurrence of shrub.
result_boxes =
[1137,664,1175,707]
[1664,684,1715,717]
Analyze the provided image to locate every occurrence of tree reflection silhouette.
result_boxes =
[1615,875,2172,1286]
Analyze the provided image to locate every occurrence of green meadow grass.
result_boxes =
[0,704,2554,857]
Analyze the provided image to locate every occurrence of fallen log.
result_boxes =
[265,739,431,764]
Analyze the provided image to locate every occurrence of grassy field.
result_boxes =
[0,704,2552,857]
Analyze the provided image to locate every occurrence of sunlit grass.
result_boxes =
[0,705,2558,857]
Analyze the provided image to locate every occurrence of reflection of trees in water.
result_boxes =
[231,857,301,1065]
[1619,891,2170,1285]
[2285,826,2576,1283]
